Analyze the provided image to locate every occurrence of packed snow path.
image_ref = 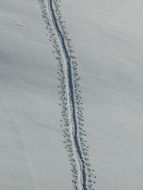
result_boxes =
[48,0,87,189]
[39,0,96,189]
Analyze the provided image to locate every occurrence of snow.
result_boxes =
[1,0,143,190]
[0,0,71,189]
[61,0,143,189]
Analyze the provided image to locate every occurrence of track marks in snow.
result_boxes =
[39,0,96,189]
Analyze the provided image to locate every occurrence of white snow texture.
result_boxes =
[0,0,143,190]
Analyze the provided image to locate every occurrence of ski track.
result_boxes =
[39,0,96,189]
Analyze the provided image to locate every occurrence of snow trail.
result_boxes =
[39,0,96,189]
[47,0,88,189]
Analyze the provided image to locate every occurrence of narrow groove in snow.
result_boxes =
[39,0,96,189]
[47,0,88,189]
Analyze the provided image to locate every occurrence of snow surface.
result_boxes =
[61,0,143,189]
[0,0,143,190]
[0,0,72,189]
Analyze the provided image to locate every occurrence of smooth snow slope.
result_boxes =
[61,0,143,190]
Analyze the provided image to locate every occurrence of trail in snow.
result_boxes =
[39,0,96,189]
[47,0,87,189]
